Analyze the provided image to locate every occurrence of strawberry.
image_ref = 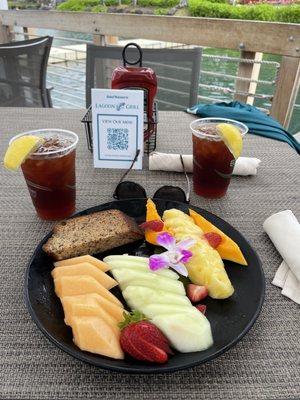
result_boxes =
[203,232,222,249]
[139,220,164,232]
[187,284,208,302]
[118,311,172,364]
[195,304,207,315]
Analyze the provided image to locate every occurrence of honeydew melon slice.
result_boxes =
[123,286,191,310]
[111,269,185,295]
[104,255,179,280]
[151,313,213,353]
[141,303,199,319]
[104,255,149,265]
[109,263,178,280]
[121,279,185,295]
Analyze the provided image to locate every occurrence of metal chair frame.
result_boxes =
[86,44,202,110]
[0,36,53,107]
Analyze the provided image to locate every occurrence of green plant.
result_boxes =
[58,0,132,8]
[276,4,300,23]
[154,7,169,14]
[243,4,276,21]
[57,0,100,11]
[8,1,39,9]
[188,0,300,23]
[91,4,108,11]
[138,0,178,7]
[56,0,300,23]
[188,0,232,18]
[207,0,227,3]
[102,0,131,5]
[58,0,178,8]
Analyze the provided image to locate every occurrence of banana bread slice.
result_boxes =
[43,209,144,261]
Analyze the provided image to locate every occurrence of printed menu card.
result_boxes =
[92,89,144,169]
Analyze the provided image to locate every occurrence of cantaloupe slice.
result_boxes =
[54,255,109,272]
[51,263,117,290]
[189,209,247,266]
[70,316,124,359]
[61,296,121,335]
[53,275,122,307]
[61,293,124,322]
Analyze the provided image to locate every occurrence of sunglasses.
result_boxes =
[113,150,190,203]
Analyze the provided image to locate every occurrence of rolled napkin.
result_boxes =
[273,262,300,303]
[263,210,300,304]
[149,152,261,176]
[149,153,193,173]
[233,157,261,176]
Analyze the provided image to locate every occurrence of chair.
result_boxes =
[86,44,202,110]
[0,36,53,107]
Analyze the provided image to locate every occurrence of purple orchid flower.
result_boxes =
[149,232,195,277]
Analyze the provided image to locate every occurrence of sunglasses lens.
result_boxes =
[114,181,147,200]
[153,186,187,203]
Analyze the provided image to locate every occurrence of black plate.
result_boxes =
[25,199,265,374]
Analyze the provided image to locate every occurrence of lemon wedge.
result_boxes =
[4,135,44,171]
[216,123,243,159]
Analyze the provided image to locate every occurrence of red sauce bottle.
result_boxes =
[111,43,157,123]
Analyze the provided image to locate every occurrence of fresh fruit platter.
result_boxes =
[25,198,265,373]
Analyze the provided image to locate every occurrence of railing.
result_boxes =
[0,10,299,128]
[22,35,280,112]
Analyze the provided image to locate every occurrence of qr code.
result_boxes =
[107,128,129,151]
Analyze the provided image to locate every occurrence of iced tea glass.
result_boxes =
[190,118,248,198]
[10,129,78,220]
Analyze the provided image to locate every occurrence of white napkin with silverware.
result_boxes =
[263,210,300,304]
[149,152,261,176]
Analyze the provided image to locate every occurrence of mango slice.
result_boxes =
[145,198,171,245]
[189,209,247,266]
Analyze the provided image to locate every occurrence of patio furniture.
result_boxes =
[86,45,202,110]
[0,107,299,400]
[0,36,53,107]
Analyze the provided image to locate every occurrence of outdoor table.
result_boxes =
[0,108,299,400]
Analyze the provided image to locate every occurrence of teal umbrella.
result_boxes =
[187,101,300,155]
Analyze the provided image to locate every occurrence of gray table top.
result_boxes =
[0,108,299,400]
